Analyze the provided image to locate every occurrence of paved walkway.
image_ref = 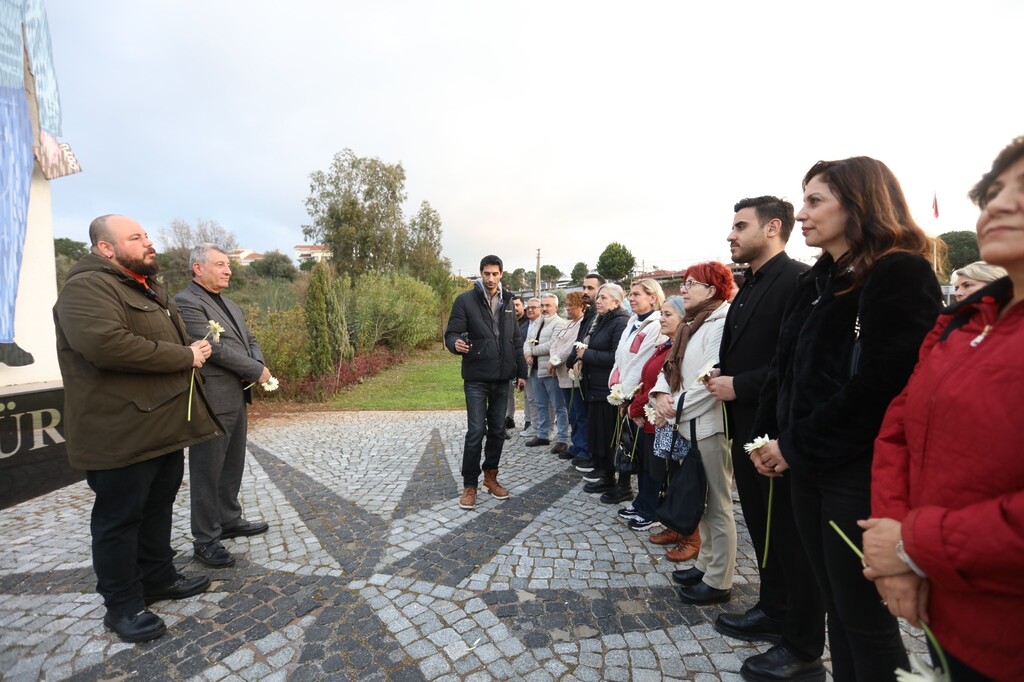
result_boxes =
[0,411,925,681]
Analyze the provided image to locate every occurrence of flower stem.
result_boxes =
[922,623,949,679]
[829,519,864,559]
[187,367,195,421]
[762,478,774,569]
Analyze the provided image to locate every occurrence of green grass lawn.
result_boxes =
[328,345,471,410]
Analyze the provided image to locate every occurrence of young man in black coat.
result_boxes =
[705,197,826,682]
[445,255,527,510]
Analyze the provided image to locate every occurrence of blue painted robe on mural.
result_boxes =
[1,0,61,357]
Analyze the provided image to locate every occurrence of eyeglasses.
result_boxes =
[682,279,711,290]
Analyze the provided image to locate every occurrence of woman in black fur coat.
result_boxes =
[745,157,943,682]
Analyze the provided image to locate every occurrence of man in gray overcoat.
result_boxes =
[176,245,272,568]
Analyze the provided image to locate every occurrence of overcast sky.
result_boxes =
[44,0,1023,278]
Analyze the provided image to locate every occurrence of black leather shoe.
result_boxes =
[505,417,515,429]
[550,442,568,455]
[583,479,616,493]
[740,645,826,682]
[221,519,269,539]
[525,437,551,447]
[671,567,705,586]
[104,609,166,643]
[679,581,731,605]
[599,485,633,504]
[193,541,236,568]
[144,574,211,604]
[715,607,783,643]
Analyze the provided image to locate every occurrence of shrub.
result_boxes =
[249,306,310,389]
[350,272,438,351]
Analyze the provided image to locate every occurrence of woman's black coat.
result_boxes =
[581,307,630,401]
[754,251,941,477]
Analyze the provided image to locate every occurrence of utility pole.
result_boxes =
[534,249,541,297]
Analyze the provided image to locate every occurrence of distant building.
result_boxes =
[634,268,687,283]
[227,248,265,265]
[294,244,332,265]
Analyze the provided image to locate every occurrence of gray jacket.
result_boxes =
[174,281,267,415]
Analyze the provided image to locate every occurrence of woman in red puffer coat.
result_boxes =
[862,136,1024,682]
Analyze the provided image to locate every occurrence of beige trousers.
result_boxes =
[692,432,737,589]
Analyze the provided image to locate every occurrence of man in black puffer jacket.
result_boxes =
[445,255,527,510]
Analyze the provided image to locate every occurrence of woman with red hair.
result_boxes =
[651,261,737,605]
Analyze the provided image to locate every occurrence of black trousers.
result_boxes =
[790,467,909,681]
[730,405,790,618]
[86,451,184,617]
[586,399,620,483]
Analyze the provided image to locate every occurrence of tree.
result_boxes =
[303,149,409,278]
[249,250,298,281]
[540,264,563,286]
[939,230,980,273]
[596,242,636,282]
[570,261,589,285]
[504,268,527,291]
[54,237,87,260]
[427,261,470,342]
[305,262,349,375]
[155,247,192,296]
[405,200,445,280]
[157,218,238,252]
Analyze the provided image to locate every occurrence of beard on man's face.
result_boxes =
[114,247,160,277]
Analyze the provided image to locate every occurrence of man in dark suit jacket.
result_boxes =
[175,245,272,568]
[705,197,826,681]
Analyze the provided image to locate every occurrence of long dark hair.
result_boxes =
[803,156,943,292]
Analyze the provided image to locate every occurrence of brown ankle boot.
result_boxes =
[648,528,683,546]
[483,470,509,499]
[459,487,477,510]
[665,529,702,562]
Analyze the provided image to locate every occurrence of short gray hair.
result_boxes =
[598,283,625,305]
[540,292,559,303]
[189,244,228,274]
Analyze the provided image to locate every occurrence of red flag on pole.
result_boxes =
[932,192,939,218]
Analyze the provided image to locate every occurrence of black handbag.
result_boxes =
[656,396,707,536]
[613,416,639,475]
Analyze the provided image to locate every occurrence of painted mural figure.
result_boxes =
[0,0,63,367]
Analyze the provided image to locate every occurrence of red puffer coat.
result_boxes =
[872,278,1024,681]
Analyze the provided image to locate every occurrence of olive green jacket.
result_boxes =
[53,253,221,470]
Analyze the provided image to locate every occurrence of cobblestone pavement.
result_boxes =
[0,411,926,681]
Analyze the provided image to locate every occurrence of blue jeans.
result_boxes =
[562,386,590,459]
[534,375,568,442]
[462,380,510,487]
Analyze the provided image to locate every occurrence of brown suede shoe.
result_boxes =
[483,470,509,499]
[665,530,702,562]
[648,528,683,546]
[459,487,477,510]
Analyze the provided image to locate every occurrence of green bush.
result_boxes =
[351,272,438,351]
[249,306,310,386]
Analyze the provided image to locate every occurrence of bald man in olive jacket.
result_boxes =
[54,215,221,644]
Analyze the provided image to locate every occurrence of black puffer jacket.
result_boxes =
[754,251,941,476]
[444,283,527,382]
[580,307,630,401]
